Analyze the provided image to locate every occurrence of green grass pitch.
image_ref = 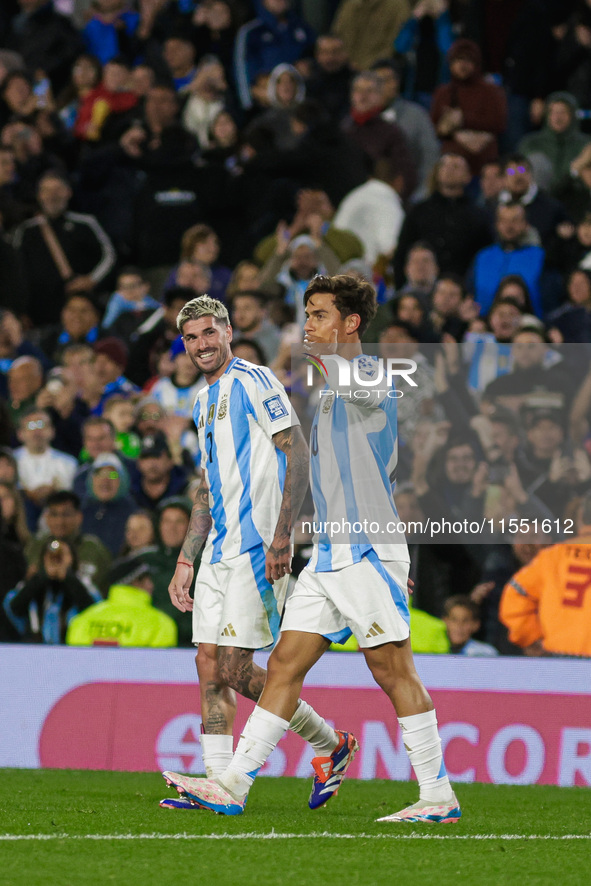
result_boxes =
[1,770,589,886]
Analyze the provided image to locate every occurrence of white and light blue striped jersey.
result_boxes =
[308,354,409,572]
[193,357,296,564]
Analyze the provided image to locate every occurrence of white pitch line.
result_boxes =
[1,833,590,842]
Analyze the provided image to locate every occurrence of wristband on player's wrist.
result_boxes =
[177,560,193,568]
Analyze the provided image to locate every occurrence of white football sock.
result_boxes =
[219,707,289,800]
[200,734,234,778]
[288,699,338,756]
[398,709,453,803]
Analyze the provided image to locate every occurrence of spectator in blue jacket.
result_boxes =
[467,202,545,318]
[394,0,454,110]
[233,0,315,109]
[82,1,141,66]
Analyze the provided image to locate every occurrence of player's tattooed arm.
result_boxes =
[266,425,309,582]
[169,476,212,612]
[180,475,212,564]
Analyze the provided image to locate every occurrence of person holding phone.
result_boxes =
[3,536,100,643]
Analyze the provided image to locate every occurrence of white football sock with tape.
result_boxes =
[398,709,453,803]
[219,706,289,800]
[200,734,233,778]
[288,699,338,756]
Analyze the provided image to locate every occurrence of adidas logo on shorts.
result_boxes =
[365,622,385,639]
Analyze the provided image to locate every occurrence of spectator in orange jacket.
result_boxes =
[500,494,591,657]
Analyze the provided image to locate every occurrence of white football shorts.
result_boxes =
[281,551,410,648]
[192,547,289,649]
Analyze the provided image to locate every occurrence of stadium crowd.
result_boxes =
[1,0,591,658]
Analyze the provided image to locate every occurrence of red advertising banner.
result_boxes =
[38,682,591,786]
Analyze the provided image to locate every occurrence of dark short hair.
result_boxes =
[38,169,71,189]
[435,273,466,298]
[443,594,481,620]
[489,407,520,436]
[117,265,146,281]
[44,490,81,511]
[232,338,267,365]
[371,58,403,79]
[164,285,196,307]
[82,415,116,436]
[502,152,532,173]
[406,240,437,260]
[381,319,421,341]
[231,289,268,308]
[19,405,51,425]
[488,295,524,315]
[303,274,377,337]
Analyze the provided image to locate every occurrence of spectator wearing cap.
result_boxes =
[230,291,281,363]
[148,336,206,420]
[73,416,134,499]
[130,432,189,512]
[430,39,507,177]
[81,453,137,555]
[91,337,139,415]
[139,497,194,646]
[66,553,177,647]
[13,171,116,329]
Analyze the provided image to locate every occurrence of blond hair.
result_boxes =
[176,295,230,333]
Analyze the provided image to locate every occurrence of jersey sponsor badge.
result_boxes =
[263,395,289,421]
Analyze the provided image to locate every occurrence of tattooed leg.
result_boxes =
[195,644,237,734]
[218,646,267,702]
